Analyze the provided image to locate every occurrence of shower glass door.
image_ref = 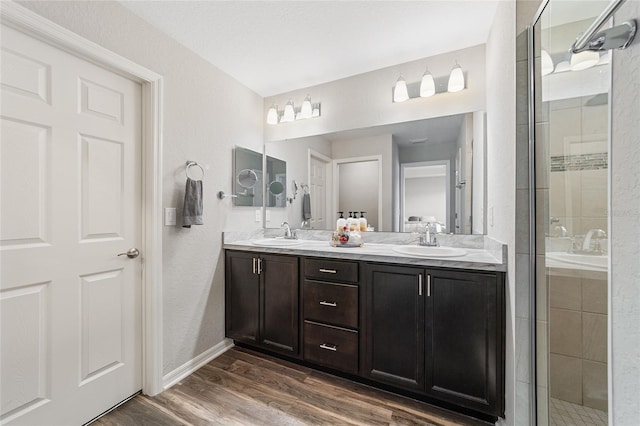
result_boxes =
[533,1,611,425]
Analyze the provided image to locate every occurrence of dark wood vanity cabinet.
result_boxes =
[362,263,505,417]
[225,251,299,357]
[225,249,504,419]
[362,264,425,392]
[301,258,360,374]
[424,268,504,417]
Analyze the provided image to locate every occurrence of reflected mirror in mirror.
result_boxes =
[237,169,258,189]
[269,180,285,195]
[233,146,262,207]
[264,112,486,234]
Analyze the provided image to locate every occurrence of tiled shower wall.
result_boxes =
[548,270,608,411]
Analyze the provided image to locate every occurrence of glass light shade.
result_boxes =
[570,51,599,71]
[266,105,278,125]
[420,70,435,97]
[554,61,571,73]
[447,64,464,92]
[300,95,312,119]
[311,104,320,117]
[541,49,554,76]
[281,100,295,122]
[393,76,409,102]
[597,51,610,66]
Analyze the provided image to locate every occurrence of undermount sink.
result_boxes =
[251,238,305,247]
[392,245,467,258]
[546,252,608,271]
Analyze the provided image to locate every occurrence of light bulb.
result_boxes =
[447,63,464,92]
[541,49,554,76]
[393,75,409,102]
[554,61,571,73]
[266,105,278,125]
[300,95,312,119]
[420,69,435,97]
[281,99,295,122]
[570,51,599,71]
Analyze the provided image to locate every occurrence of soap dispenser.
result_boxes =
[359,212,368,232]
[347,212,358,231]
[336,212,346,231]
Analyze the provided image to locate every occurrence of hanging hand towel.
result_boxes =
[302,193,312,220]
[182,178,203,228]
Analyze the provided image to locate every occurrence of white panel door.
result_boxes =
[309,155,328,230]
[0,25,142,425]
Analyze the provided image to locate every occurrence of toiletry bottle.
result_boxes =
[348,212,358,231]
[359,212,368,232]
[336,212,346,231]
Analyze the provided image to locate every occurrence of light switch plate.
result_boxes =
[266,210,271,221]
[164,207,176,226]
[255,209,261,222]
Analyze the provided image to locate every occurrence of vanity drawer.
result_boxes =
[303,258,359,283]
[303,321,358,374]
[304,280,358,328]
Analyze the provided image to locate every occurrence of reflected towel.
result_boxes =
[302,193,312,220]
[182,178,203,228]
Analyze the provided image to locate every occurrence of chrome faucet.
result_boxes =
[582,228,606,252]
[419,222,440,247]
[281,221,297,239]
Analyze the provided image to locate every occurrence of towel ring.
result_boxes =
[186,161,204,180]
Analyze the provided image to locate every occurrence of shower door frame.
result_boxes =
[528,0,616,424]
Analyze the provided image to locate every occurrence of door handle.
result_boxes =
[117,248,140,259]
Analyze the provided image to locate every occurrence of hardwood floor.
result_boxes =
[92,347,491,426]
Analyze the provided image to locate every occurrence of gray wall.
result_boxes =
[17,1,265,377]
[611,1,640,423]
[486,1,518,424]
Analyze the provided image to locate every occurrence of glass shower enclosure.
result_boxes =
[528,0,636,424]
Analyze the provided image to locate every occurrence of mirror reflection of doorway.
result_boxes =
[400,161,450,232]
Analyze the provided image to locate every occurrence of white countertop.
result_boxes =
[223,239,506,272]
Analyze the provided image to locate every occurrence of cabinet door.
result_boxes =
[261,254,299,356]
[225,251,260,344]
[363,264,425,392]
[425,269,504,417]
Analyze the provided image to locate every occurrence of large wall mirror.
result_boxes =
[264,111,486,234]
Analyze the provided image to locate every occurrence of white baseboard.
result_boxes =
[162,338,234,391]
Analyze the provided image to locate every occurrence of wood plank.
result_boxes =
[92,348,490,426]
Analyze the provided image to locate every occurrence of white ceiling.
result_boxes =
[120,1,500,97]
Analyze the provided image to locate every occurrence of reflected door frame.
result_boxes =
[400,160,451,232]
[308,149,332,230]
[333,155,383,231]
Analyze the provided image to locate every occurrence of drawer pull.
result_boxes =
[319,343,337,351]
[319,301,337,307]
[318,268,337,274]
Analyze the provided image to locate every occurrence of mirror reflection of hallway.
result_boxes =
[335,157,381,231]
[401,162,450,232]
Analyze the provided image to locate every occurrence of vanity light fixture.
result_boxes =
[541,49,555,76]
[393,75,409,102]
[554,61,571,73]
[266,104,278,125]
[300,95,312,119]
[281,99,295,123]
[419,68,436,97]
[447,61,465,92]
[265,96,322,124]
[570,50,600,71]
